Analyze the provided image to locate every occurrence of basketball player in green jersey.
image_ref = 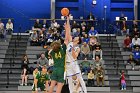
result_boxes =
[32,66,49,93]
[48,17,70,93]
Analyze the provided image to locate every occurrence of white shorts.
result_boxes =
[66,61,81,77]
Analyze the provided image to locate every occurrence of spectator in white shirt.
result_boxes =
[0,19,4,29]
[0,19,6,41]
[131,35,140,49]
[6,19,13,35]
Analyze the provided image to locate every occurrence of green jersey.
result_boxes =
[50,44,66,68]
[36,72,49,84]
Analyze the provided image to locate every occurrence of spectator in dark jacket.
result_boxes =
[127,54,137,70]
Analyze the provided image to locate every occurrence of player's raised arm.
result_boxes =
[64,16,72,45]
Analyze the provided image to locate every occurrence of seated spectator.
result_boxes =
[34,19,42,29]
[6,19,13,35]
[20,67,28,86]
[88,26,98,37]
[132,47,140,65]
[87,12,95,20]
[45,29,54,45]
[131,35,140,49]
[82,34,90,44]
[127,54,137,70]
[124,35,131,51]
[21,55,29,70]
[96,67,105,86]
[89,36,97,51]
[132,20,138,30]
[80,42,91,59]
[131,28,139,38]
[73,28,80,37]
[81,26,87,37]
[93,56,103,72]
[93,42,102,60]
[0,20,6,41]
[42,19,48,29]
[120,21,129,35]
[81,21,86,27]
[51,19,59,28]
[30,30,38,46]
[80,58,91,74]
[38,31,45,46]
[87,69,94,87]
[72,21,79,29]
[37,53,49,71]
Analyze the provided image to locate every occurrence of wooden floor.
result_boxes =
[0,91,138,93]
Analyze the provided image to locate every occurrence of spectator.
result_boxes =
[46,29,54,45]
[34,19,42,29]
[124,35,131,51]
[80,42,91,59]
[37,53,49,71]
[119,13,126,26]
[20,55,29,86]
[132,47,140,65]
[30,30,38,46]
[42,19,48,29]
[21,55,29,70]
[81,21,86,27]
[20,67,28,86]
[80,58,91,74]
[88,26,98,37]
[81,26,87,37]
[87,12,95,29]
[93,42,102,60]
[131,35,140,49]
[82,34,90,44]
[51,19,59,28]
[87,69,94,87]
[89,36,97,51]
[120,21,129,35]
[132,20,138,30]
[0,19,6,41]
[6,19,13,35]
[38,31,45,46]
[72,21,79,29]
[96,67,105,86]
[131,28,139,38]
[73,28,80,37]
[93,56,103,71]
[87,12,95,20]
[127,54,137,70]
[120,70,126,90]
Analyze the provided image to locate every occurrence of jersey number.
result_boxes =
[55,52,62,59]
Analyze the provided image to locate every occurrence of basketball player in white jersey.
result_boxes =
[64,16,87,93]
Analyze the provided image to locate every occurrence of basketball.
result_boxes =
[61,8,69,16]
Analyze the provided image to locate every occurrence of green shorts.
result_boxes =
[51,68,64,83]
[32,83,46,91]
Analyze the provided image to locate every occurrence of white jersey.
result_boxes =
[66,42,79,62]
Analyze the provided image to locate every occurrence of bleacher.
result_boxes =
[0,34,140,93]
